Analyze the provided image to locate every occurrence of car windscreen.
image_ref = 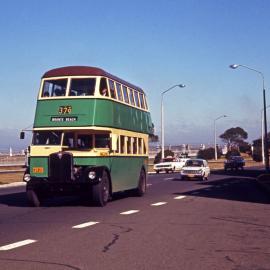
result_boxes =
[185,160,203,167]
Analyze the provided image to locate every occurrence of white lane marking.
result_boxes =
[164,178,174,181]
[147,183,152,186]
[72,221,99,229]
[120,210,140,215]
[174,195,186,200]
[0,239,37,251]
[151,202,167,206]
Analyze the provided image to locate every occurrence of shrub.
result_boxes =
[197,147,220,160]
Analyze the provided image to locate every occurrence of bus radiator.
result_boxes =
[49,152,74,183]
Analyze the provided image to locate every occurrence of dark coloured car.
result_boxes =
[224,156,245,171]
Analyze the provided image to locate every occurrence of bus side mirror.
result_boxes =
[110,134,118,152]
[20,131,25,140]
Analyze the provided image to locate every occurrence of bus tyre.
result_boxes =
[92,171,110,207]
[135,169,146,197]
[27,189,41,207]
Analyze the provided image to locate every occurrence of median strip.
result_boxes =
[72,221,99,229]
[0,239,37,251]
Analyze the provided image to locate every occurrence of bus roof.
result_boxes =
[42,66,145,94]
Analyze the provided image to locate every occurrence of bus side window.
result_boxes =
[109,80,117,99]
[134,91,140,108]
[144,94,148,110]
[139,93,145,109]
[127,137,132,154]
[128,88,135,106]
[133,137,137,154]
[99,77,109,97]
[138,138,142,154]
[120,135,125,154]
[116,83,123,101]
[122,86,129,104]
[143,139,147,154]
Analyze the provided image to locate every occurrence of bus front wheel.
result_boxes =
[92,171,110,207]
[26,189,41,207]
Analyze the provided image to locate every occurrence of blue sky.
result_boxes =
[1,0,270,150]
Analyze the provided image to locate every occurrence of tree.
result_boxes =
[149,134,159,142]
[219,127,248,148]
[154,150,174,164]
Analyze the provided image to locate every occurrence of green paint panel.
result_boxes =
[74,156,147,192]
[30,157,48,177]
[34,99,152,134]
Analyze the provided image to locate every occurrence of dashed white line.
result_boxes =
[164,178,174,181]
[147,183,152,186]
[174,195,186,200]
[0,239,37,251]
[72,221,99,229]
[120,210,140,215]
[151,202,167,206]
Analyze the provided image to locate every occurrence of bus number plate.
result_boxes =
[33,167,44,173]
[58,105,72,114]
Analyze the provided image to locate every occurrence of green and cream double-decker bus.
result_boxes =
[21,66,153,206]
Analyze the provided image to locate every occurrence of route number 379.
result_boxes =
[58,105,72,114]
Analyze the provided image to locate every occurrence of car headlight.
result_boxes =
[88,171,96,180]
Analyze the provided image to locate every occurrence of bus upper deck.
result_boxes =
[34,66,153,134]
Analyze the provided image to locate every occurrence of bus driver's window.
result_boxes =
[77,134,93,149]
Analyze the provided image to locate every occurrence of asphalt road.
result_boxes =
[0,169,269,270]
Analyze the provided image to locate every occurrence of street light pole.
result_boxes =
[230,64,269,171]
[214,115,227,160]
[161,84,186,160]
[261,105,270,165]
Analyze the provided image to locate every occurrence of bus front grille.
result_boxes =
[49,152,74,182]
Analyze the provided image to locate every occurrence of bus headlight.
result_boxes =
[88,171,96,180]
[23,174,31,182]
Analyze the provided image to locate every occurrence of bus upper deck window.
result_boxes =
[42,79,67,97]
[99,77,109,97]
[134,91,140,108]
[69,78,96,96]
[109,80,117,99]
[128,88,135,106]
[116,83,123,101]
[139,93,145,109]
[122,86,129,104]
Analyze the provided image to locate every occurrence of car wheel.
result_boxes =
[92,170,110,207]
[155,170,160,174]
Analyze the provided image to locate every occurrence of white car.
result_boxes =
[180,159,210,180]
[154,157,190,174]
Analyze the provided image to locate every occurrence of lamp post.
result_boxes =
[161,84,186,160]
[230,64,269,171]
[214,115,228,160]
[261,105,270,165]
